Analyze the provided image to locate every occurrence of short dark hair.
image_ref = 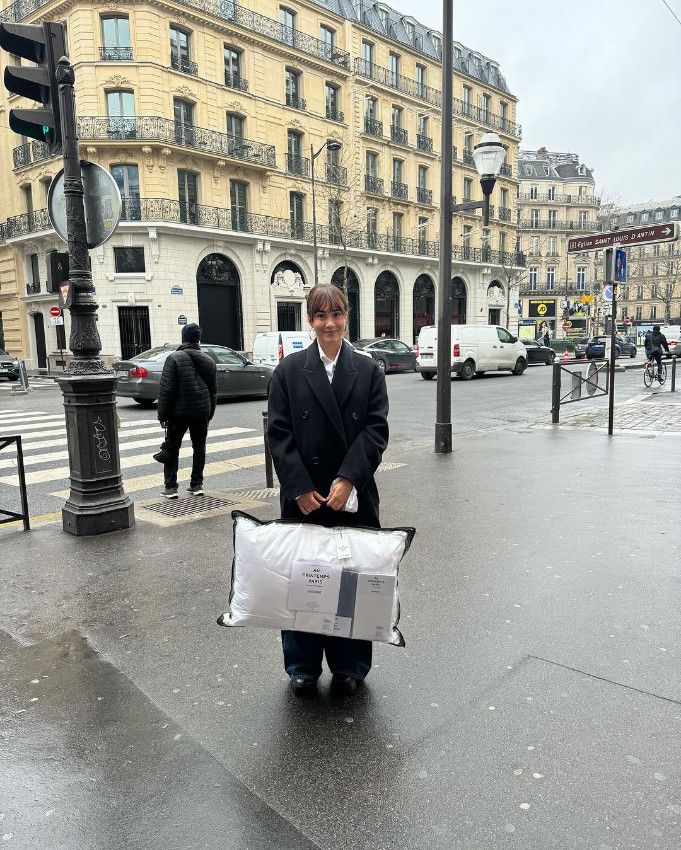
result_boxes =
[653,325,660,332]
[306,284,348,318]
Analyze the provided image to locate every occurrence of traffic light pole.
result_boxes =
[55,56,134,535]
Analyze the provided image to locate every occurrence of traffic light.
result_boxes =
[0,21,66,155]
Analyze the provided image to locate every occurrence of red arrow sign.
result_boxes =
[567,222,678,253]
[50,305,62,317]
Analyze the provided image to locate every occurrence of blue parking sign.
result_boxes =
[614,248,627,283]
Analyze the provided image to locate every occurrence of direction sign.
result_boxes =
[50,305,61,317]
[567,222,678,253]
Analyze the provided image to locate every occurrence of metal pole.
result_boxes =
[551,361,561,424]
[16,436,30,531]
[262,411,274,489]
[311,144,318,287]
[435,0,453,454]
[55,55,133,535]
[671,356,677,393]
[606,247,617,436]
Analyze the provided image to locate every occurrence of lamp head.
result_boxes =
[472,132,506,179]
[327,140,342,152]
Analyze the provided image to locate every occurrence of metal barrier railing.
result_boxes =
[262,411,274,489]
[0,435,30,531]
[551,359,609,424]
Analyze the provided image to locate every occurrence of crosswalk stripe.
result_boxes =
[0,416,166,437]
[0,436,264,485]
[0,414,64,427]
[15,422,160,442]
[0,411,51,420]
[0,419,68,434]
[0,426,256,469]
[50,452,266,498]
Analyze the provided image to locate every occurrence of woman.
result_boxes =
[267,284,389,697]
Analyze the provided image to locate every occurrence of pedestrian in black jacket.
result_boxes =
[267,284,389,697]
[157,323,217,498]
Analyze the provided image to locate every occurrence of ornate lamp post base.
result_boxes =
[57,374,134,536]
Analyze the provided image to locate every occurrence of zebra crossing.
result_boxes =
[0,408,266,499]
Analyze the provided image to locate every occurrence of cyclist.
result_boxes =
[645,325,670,381]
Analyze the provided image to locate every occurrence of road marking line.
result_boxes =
[50,452,265,497]
[1,436,264,485]
[0,414,64,428]
[0,427,256,469]
[0,510,62,530]
[0,411,51,420]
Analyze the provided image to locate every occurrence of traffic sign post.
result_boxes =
[604,247,618,437]
[567,222,678,253]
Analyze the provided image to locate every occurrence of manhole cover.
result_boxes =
[144,494,237,517]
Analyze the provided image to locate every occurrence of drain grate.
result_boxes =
[143,494,237,517]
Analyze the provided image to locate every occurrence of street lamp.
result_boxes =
[450,132,506,226]
[311,139,342,286]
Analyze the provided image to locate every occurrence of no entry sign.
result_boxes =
[50,306,62,317]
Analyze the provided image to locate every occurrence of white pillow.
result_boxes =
[218,511,415,646]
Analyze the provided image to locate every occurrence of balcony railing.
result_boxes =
[498,207,512,221]
[520,219,599,232]
[416,134,433,153]
[452,100,522,137]
[462,149,475,166]
[390,125,408,145]
[416,187,432,205]
[75,117,277,167]
[518,193,600,205]
[325,106,344,123]
[325,163,347,186]
[5,208,51,237]
[224,71,248,92]
[500,163,513,177]
[354,58,441,108]
[12,140,51,169]
[26,282,40,295]
[364,175,384,195]
[391,181,408,200]
[100,46,133,61]
[285,92,306,111]
[364,117,383,137]
[170,54,198,76]
[286,153,309,177]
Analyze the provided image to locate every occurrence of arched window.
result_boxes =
[374,271,399,338]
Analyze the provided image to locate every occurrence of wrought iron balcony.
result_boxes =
[286,153,309,177]
[390,125,408,146]
[500,163,513,177]
[5,208,51,238]
[12,140,51,169]
[498,207,512,221]
[519,219,599,232]
[462,149,475,166]
[224,71,248,92]
[364,175,384,195]
[285,93,306,111]
[325,163,347,186]
[417,187,432,205]
[75,117,277,167]
[452,99,522,137]
[100,46,133,61]
[391,181,408,200]
[364,117,383,137]
[26,281,40,295]
[170,54,198,76]
[325,106,344,123]
[354,58,441,108]
[518,193,600,205]
[416,134,433,153]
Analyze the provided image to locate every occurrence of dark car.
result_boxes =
[113,344,273,406]
[573,337,589,359]
[0,348,20,381]
[585,336,637,359]
[353,338,417,373]
[522,339,555,365]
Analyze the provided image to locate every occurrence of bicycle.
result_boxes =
[643,359,666,388]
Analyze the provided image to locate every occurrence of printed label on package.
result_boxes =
[289,560,342,613]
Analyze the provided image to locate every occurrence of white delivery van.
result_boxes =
[416,324,528,380]
[251,330,315,365]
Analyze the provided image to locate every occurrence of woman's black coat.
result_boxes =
[267,342,389,529]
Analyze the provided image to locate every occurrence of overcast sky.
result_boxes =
[394,0,681,206]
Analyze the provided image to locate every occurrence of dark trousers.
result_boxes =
[652,351,663,377]
[163,418,209,489]
[281,630,372,681]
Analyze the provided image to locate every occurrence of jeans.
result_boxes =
[652,351,663,378]
[282,630,372,681]
[163,418,209,489]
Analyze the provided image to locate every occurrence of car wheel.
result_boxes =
[460,360,475,380]
[421,372,435,381]
[547,352,556,365]
[513,357,527,376]
[376,358,387,373]
[629,349,636,358]
[134,398,156,408]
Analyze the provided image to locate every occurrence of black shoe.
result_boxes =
[153,450,169,464]
[330,674,358,695]
[290,676,317,698]
[160,487,178,499]
[186,484,204,496]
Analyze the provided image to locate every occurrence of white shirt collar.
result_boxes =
[317,340,343,382]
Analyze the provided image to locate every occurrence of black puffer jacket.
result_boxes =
[157,344,217,422]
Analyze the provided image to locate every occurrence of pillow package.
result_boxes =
[218,511,416,646]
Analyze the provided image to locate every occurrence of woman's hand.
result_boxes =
[296,491,326,515]
[326,478,353,511]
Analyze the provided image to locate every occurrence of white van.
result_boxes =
[416,324,528,380]
[251,330,315,365]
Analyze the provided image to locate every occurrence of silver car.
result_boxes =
[113,344,273,407]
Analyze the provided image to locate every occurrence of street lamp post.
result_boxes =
[311,140,342,286]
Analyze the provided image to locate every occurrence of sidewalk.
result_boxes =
[1,416,679,849]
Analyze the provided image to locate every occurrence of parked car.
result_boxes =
[251,330,314,366]
[113,344,273,406]
[0,348,20,381]
[521,339,556,365]
[416,324,527,380]
[353,338,417,373]
[585,336,637,359]
[573,337,590,359]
